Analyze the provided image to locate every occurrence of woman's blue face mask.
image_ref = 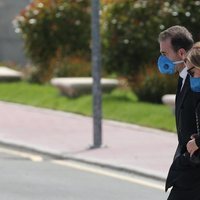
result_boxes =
[189,77,200,92]
[188,67,200,92]
[157,55,184,74]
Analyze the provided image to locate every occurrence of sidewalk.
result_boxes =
[0,101,177,181]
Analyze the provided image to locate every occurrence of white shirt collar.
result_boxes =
[179,67,188,91]
[179,67,188,79]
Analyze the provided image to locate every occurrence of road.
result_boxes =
[0,145,169,200]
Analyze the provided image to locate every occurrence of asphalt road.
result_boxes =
[0,146,169,200]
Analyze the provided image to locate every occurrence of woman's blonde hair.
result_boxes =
[187,42,200,68]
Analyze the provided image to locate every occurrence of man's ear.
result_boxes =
[178,48,187,58]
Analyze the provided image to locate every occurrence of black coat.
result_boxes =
[166,75,200,194]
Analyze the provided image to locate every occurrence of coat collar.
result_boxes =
[176,74,190,112]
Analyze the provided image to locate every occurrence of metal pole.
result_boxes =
[91,0,102,148]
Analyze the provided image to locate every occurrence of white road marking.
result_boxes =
[0,147,43,162]
[52,160,164,191]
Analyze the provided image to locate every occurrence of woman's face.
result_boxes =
[185,59,200,78]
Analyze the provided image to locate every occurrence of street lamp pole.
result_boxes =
[91,0,102,148]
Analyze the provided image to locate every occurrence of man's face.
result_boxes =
[159,38,185,72]
[159,38,179,61]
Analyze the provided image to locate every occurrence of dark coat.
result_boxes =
[166,75,200,195]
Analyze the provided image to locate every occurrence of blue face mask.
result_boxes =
[189,76,200,92]
[157,55,184,74]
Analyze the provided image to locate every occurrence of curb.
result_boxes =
[0,139,166,182]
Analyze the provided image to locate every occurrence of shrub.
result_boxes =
[55,55,92,77]
[101,0,200,77]
[13,0,91,83]
[101,1,163,77]
[133,65,177,103]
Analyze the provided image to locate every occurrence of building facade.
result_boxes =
[0,0,30,64]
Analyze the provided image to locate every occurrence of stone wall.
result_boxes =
[0,0,30,64]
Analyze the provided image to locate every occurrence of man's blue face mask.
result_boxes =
[157,55,184,74]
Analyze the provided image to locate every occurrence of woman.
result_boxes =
[185,42,200,157]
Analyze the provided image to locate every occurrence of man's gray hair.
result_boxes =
[158,25,194,52]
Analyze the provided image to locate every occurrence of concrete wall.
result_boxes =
[0,0,30,64]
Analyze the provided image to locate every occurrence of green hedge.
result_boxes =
[14,0,200,103]
[101,0,200,103]
[133,65,177,103]
[13,0,90,83]
[101,0,200,77]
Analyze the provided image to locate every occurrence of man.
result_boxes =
[158,25,200,200]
